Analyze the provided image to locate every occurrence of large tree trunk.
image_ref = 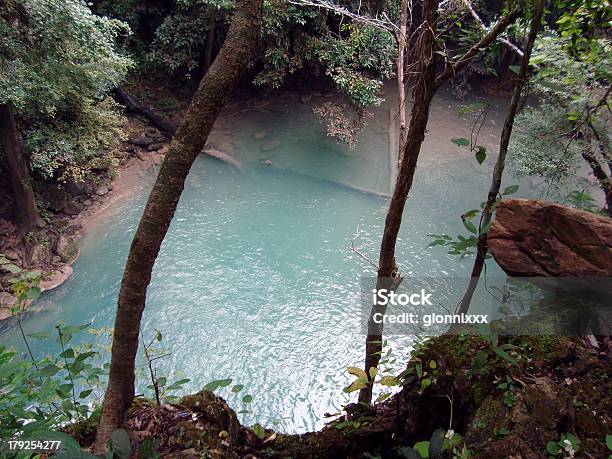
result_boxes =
[359,0,439,405]
[94,0,263,451]
[456,0,545,315]
[0,103,45,232]
[358,3,522,405]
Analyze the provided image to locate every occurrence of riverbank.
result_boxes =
[65,333,611,458]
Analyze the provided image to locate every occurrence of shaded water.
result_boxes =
[1,86,533,432]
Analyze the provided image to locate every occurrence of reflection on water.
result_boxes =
[1,87,535,433]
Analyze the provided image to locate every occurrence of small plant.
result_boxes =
[470,326,518,375]
[140,329,190,405]
[398,429,469,458]
[494,375,517,408]
[546,433,581,458]
[202,377,253,415]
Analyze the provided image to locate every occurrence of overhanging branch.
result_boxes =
[434,6,522,89]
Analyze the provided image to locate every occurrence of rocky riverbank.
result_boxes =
[0,115,171,321]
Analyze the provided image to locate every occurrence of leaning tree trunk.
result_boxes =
[94,0,263,451]
[359,0,439,405]
[456,0,545,316]
[0,103,45,232]
[358,2,522,405]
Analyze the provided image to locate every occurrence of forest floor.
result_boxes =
[66,333,611,458]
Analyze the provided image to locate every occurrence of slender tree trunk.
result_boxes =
[358,3,522,405]
[94,0,263,451]
[456,0,545,315]
[396,0,408,165]
[204,15,216,74]
[359,0,439,405]
[0,103,45,232]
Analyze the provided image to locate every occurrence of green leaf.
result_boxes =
[546,441,560,455]
[462,219,478,235]
[451,138,470,147]
[502,185,519,195]
[232,384,244,393]
[428,360,437,369]
[368,367,378,380]
[492,346,516,365]
[347,366,367,380]
[79,389,93,399]
[344,380,368,393]
[203,378,232,392]
[39,363,61,377]
[509,65,520,74]
[475,146,486,165]
[27,332,51,339]
[413,441,430,458]
[379,375,399,386]
[606,434,612,451]
[4,263,22,274]
[242,394,253,403]
[470,350,488,373]
[60,348,75,359]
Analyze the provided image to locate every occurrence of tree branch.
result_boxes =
[461,0,524,58]
[434,6,522,89]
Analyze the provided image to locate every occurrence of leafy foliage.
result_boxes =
[0,0,132,182]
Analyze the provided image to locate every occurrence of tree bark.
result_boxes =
[0,103,45,232]
[204,15,216,74]
[94,0,263,451]
[359,0,439,405]
[358,2,522,405]
[456,0,545,316]
[396,0,408,165]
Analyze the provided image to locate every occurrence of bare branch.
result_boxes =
[288,0,398,33]
[351,225,378,269]
[461,0,524,57]
[434,6,522,89]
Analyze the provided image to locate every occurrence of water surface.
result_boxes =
[2,87,533,432]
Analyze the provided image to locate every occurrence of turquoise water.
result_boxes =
[1,89,528,432]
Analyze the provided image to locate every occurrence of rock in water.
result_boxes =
[488,199,612,277]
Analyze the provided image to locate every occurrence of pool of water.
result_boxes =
[1,86,535,432]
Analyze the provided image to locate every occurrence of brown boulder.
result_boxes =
[488,199,612,277]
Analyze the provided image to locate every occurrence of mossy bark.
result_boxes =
[94,0,263,451]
